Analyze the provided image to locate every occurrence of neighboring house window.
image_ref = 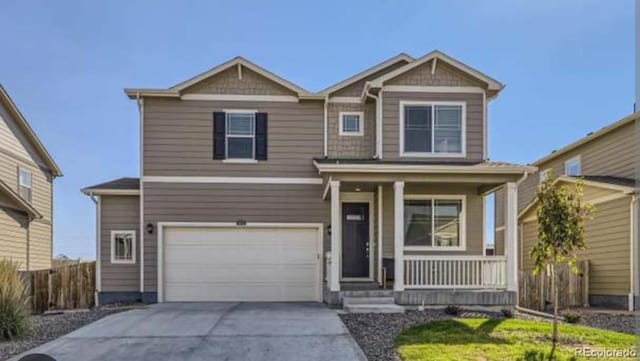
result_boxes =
[401,102,465,156]
[403,195,465,250]
[226,112,255,159]
[564,156,581,176]
[339,112,364,136]
[111,230,136,264]
[18,168,32,202]
[539,169,552,184]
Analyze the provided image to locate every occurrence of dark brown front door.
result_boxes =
[342,203,369,278]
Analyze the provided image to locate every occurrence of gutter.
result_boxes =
[629,195,637,311]
[323,95,328,157]
[87,193,100,306]
[361,82,382,159]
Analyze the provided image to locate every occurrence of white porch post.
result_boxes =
[330,181,341,291]
[504,182,518,292]
[394,181,405,291]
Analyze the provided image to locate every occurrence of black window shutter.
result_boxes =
[213,112,226,159]
[255,112,268,160]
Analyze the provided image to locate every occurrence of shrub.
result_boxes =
[501,308,513,318]
[563,311,581,324]
[0,260,31,340]
[444,305,460,316]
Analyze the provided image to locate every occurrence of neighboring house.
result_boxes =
[83,51,534,306]
[0,85,62,270]
[495,111,639,310]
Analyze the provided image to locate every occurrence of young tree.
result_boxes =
[530,172,594,360]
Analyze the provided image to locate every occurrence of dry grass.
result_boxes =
[0,260,31,341]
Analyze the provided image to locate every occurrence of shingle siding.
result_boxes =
[182,66,296,96]
[327,102,376,159]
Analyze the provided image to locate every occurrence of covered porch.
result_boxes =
[315,160,535,305]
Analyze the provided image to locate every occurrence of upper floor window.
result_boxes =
[403,195,465,250]
[539,168,552,184]
[111,230,136,264]
[564,156,581,176]
[18,168,32,202]
[226,112,255,159]
[339,112,363,136]
[401,102,465,157]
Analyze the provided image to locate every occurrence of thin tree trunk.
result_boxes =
[549,263,558,360]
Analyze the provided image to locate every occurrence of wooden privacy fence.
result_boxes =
[518,260,589,311]
[21,262,96,314]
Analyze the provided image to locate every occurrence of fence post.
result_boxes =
[582,260,590,307]
[539,269,545,311]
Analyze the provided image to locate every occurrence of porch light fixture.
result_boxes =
[146,223,154,235]
[355,188,361,192]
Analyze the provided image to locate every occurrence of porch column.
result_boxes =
[330,180,341,291]
[504,182,518,292]
[394,181,405,291]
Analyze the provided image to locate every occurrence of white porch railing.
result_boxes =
[403,255,507,289]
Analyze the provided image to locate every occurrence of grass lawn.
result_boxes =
[395,318,636,361]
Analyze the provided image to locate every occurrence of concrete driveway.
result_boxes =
[10,303,367,361]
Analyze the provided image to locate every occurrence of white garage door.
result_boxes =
[162,225,321,302]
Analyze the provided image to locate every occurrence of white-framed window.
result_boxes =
[339,112,364,136]
[539,168,552,184]
[110,230,136,264]
[564,156,581,176]
[225,110,256,160]
[403,194,466,250]
[400,101,466,157]
[18,167,32,202]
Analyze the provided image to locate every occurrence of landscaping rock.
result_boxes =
[0,306,139,361]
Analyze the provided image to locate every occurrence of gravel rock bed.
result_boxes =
[0,305,139,361]
[340,310,454,361]
[574,312,635,335]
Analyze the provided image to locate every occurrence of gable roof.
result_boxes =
[0,84,62,177]
[126,57,311,99]
[368,50,504,91]
[82,177,140,195]
[0,178,42,219]
[533,111,639,166]
[317,53,414,95]
[518,175,635,219]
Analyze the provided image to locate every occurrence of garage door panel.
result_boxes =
[162,226,320,302]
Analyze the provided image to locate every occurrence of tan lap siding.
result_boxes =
[28,220,51,270]
[0,208,27,269]
[520,196,631,296]
[382,183,485,258]
[142,182,329,293]
[100,195,140,292]
[143,98,323,178]
[381,92,484,162]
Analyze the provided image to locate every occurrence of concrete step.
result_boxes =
[344,303,405,314]
[343,297,396,306]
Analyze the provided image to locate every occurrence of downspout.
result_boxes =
[629,195,637,311]
[323,95,328,158]
[137,92,145,298]
[363,82,381,159]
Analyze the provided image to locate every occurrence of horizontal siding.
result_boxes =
[0,207,27,269]
[381,92,484,162]
[520,196,631,296]
[142,182,329,292]
[28,220,51,270]
[100,195,140,292]
[143,98,323,178]
[382,183,485,258]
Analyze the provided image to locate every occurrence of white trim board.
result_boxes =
[383,85,485,94]
[181,94,299,102]
[328,97,361,104]
[84,189,140,196]
[156,222,324,303]
[403,194,467,252]
[339,111,364,136]
[110,230,136,265]
[143,176,323,185]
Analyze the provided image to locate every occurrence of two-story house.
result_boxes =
[0,84,62,270]
[495,111,639,310]
[83,51,534,307]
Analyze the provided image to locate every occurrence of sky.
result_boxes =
[0,0,634,259]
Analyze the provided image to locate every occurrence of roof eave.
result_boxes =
[81,188,140,196]
[0,179,42,219]
[313,160,536,175]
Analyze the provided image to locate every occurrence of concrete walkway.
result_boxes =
[10,303,367,361]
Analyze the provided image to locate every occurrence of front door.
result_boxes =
[342,203,369,279]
